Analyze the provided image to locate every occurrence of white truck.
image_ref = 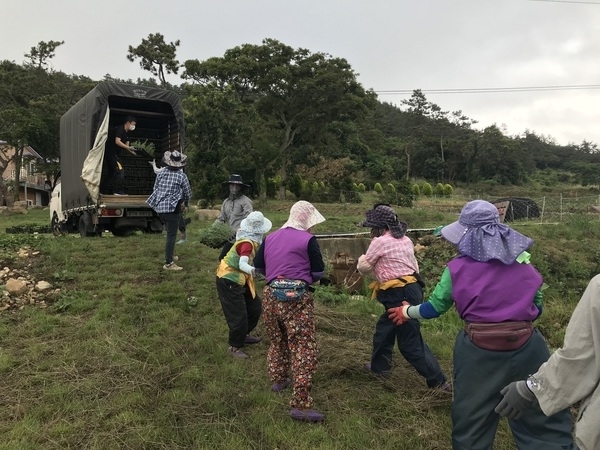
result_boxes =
[50,82,185,237]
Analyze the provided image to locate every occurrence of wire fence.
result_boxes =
[282,188,600,224]
[415,194,600,223]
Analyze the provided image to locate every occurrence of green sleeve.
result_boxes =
[427,266,455,314]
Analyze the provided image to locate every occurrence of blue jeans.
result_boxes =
[371,283,447,387]
[159,212,180,264]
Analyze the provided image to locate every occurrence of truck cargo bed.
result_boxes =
[99,195,150,208]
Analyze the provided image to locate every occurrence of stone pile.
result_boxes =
[0,248,61,313]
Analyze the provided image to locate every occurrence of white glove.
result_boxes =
[149,159,161,174]
[239,256,255,276]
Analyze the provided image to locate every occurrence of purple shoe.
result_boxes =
[290,408,325,423]
[244,335,261,344]
[271,378,292,392]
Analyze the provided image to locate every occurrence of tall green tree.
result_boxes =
[127,33,180,87]
[183,38,374,197]
[24,40,64,70]
[0,46,96,204]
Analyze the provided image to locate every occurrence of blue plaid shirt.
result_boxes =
[146,168,192,214]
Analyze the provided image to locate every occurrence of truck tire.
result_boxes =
[79,212,100,237]
[51,213,66,236]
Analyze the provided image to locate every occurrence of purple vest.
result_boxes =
[263,228,313,284]
[448,256,542,322]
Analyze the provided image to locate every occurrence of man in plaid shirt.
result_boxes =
[147,150,192,271]
[357,204,450,391]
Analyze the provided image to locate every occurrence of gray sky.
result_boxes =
[4,0,600,146]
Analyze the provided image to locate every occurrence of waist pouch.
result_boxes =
[269,279,307,301]
[464,321,534,351]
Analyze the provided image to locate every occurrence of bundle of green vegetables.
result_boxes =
[198,222,235,248]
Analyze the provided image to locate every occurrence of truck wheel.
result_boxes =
[79,212,100,237]
[52,213,66,236]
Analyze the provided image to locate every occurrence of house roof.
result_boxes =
[23,146,43,159]
[0,143,43,160]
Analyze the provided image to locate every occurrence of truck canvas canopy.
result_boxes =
[60,81,185,206]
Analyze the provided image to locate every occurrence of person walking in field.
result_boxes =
[216,211,272,359]
[356,204,451,391]
[150,158,188,244]
[214,174,253,260]
[253,201,327,423]
[388,200,575,450]
[146,150,191,271]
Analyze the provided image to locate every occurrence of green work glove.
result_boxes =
[494,380,536,420]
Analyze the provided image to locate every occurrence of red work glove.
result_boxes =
[388,301,411,325]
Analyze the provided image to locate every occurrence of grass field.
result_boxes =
[0,199,596,450]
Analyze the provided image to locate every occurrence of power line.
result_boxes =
[374,84,600,95]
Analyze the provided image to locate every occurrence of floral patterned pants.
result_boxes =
[262,287,318,409]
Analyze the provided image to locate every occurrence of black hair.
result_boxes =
[125,115,137,123]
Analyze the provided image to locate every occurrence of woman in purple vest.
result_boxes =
[388,200,575,450]
[253,201,326,423]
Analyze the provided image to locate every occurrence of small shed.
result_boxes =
[492,197,540,221]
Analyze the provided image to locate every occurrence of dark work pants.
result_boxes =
[102,157,125,195]
[178,213,186,234]
[371,284,447,387]
[452,330,575,450]
[159,212,180,264]
[215,277,262,348]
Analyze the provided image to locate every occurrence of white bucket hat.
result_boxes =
[239,211,272,235]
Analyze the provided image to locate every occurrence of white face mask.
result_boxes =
[129,124,136,131]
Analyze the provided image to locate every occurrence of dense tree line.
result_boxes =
[2,36,600,206]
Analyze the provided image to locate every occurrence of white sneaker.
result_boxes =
[163,262,182,271]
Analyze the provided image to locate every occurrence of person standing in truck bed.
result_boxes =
[101,115,137,195]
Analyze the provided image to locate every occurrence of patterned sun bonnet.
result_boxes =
[360,204,408,239]
[281,201,326,231]
[236,211,272,244]
[441,199,533,264]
